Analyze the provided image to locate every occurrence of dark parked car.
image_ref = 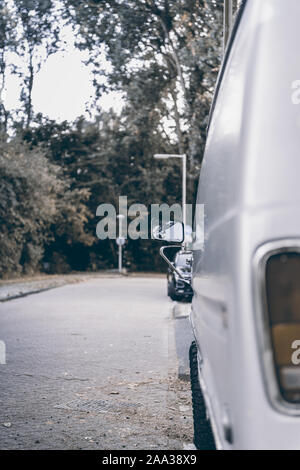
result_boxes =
[167,251,193,301]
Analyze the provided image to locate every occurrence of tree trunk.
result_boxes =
[26,50,34,128]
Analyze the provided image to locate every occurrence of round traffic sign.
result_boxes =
[116,237,125,246]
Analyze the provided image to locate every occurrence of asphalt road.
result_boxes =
[0,276,193,450]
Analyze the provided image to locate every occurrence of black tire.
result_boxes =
[189,341,216,450]
[167,281,172,297]
[169,281,178,301]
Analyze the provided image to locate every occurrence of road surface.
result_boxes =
[0,276,193,450]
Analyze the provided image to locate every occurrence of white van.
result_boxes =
[155,0,300,450]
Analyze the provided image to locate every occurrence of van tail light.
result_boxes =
[265,252,300,403]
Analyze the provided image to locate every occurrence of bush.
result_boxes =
[0,137,92,277]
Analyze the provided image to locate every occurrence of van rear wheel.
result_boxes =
[189,342,216,450]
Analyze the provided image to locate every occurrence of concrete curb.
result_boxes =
[172,301,193,382]
[0,286,57,303]
[173,302,191,319]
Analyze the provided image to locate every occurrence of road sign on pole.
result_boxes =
[116,238,125,273]
[116,237,125,246]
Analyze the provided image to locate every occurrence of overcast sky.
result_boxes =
[32,48,95,122]
[4,24,123,123]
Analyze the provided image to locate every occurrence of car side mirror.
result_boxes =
[152,221,184,243]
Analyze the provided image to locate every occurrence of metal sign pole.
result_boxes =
[118,243,122,273]
[117,215,125,273]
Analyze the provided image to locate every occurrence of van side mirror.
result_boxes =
[152,220,191,286]
[152,221,184,243]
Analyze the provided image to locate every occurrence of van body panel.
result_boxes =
[192,0,300,449]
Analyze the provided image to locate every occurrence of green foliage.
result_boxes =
[0,137,91,277]
[0,0,17,132]
[23,113,178,272]
[14,0,61,127]
[0,0,229,276]
[64,0,223,166]
[0,0,62,130]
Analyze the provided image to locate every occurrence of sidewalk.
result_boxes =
[0,272,161,302]
[0,276,193,449]
[0,274,98,302]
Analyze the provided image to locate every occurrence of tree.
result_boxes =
[63,0,223,167]
[0,135,92,277]
[0,0,225,275]
[0,0,17,133]
[12,0,61,128]
[23,109,180,272]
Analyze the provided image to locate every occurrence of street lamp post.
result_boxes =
[117,214,125,273]
[154,153,187,240]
